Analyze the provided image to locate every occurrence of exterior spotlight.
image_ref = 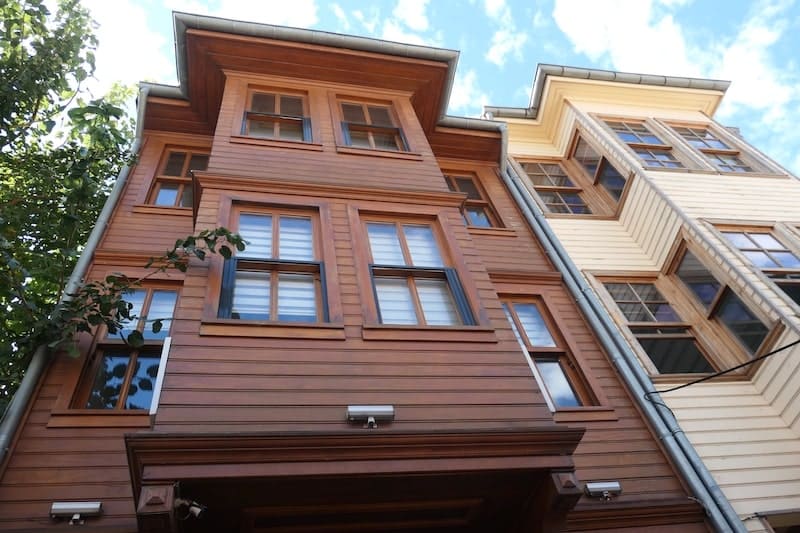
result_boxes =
[584,481,622,501]
[346,405,395,428]
[50,501,103,525]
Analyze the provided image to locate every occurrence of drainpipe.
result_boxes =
[0,86,150,466]
[499,146,745,532]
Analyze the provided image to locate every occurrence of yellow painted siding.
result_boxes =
[619,177,683,267]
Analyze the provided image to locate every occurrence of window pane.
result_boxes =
[280,96,303,117]
[605,283,636,301]
[232,271,271,320]
[597,161,626,200]
[277,273,317,322]
[374,277,417,324]
[465,206,492,227]
[777,282,800,305]
[348,130,371,148]
[372,131,400,151]
[514,303,556,347]
[154,183,179,206]
[278,121,304,141]
[279,216,313,261]
[342,103,365,123]
[248,118,276,138]
[774,252,800,268]
[403,225,444,267]
[367,223,404,265]
[367,106,394,127]
[637,337,714,373]
[722,232,752,249]
[574,139,600,176]
[179,185,193,208]
[750,233,782,249]
[454,177,482,200]
[113,289,146,339]
[125,351,161,410]
[144,290,177,339]
[251,93,276,113]
[743,251,778,268]
[162,152,186,176]
[239,214,273,258]
[86,352,130,409]
[503,303,525,346]
[416,278,459,325]
[186,154,209,175]
[676,251,721,309]
[535,360,581,407]
[716,292,769,354]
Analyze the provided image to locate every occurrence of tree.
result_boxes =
[0,1,245,414]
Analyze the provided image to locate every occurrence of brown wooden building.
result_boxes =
[0,12,717,532]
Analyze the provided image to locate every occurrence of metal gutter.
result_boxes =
[0,86,151,466]
[485,64,731,120]
[500,162,746,533]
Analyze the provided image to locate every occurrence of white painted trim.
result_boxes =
[149,336,172,416]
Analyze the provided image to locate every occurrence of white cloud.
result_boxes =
[448,69,491,116]
[330,3,350,31]
[381,19,441,47]
[353,7,380,34]
[483,0,528,67]
[165,0,319,27]
[393,0,430,31]
[532,9,548,29]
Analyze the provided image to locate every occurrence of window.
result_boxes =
[671,126,753,173]
[573,137,628,201]
[243,90,311,141]
[520,162,592,214]
[80,288,177,410]
[722,230,800,306]
[676,250,770,354]
[365,221,473,326]
[604,282,714,374]
[219,208,325,322]
[443,173,499,227]
[502,300,584,407]
[340,101,407,151]
[148,149,209,207]
[605,120,685,169]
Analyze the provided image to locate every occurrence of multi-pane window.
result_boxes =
[444,173,498,227]
[365,221,473,326]
[148,149,209,207]
[503,300,584,408]
[605,121,685,169]
[722,231,800,306]
[671,126,753,172]
[219,209,324,322]
[340,101,407,151]
[520,162,591,214]
[676,250,770,354]
[604,282,713,374]
[82,288,178,410]
[573,137,628,201]
[243,90,311,141]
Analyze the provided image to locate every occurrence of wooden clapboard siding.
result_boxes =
[619,176,683,268]
[548,218,659,271]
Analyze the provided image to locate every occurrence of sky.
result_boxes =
[80,0,800,175]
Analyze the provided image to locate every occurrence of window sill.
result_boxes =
[544,213,618,221]
[230,135,324,152]
[467,226,516,237]
[48,410,152,428]
[132,204,192,216]
[335,145,423,161]
[553,406,617,423]
[362,324,497,342]
[200,319,346,339]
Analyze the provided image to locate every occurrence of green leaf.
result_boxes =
[126,330,144,348]
[219,246,232,259]
[151,319,162,334]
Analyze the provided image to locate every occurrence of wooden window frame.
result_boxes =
[73,286,178,411]
[571,134,629,204]
[443,172,501,227]
[363,217,475,327]
[502,298,593,409]
[519,161,593,215]
[601,280,715,375]
[147,148,209,208]
[338,99,409,152]
[667,123,759,173]
[218,206,328,323]
[602,119,686,169]
[242,88,312,142]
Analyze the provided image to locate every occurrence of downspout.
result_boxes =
[499,140,744,532]
[0,86,150,466]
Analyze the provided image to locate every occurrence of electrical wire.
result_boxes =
[645,337,800,399]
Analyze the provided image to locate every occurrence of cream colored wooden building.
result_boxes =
[488,66,800,533]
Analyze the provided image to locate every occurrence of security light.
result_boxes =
[50,501,102,525]
[584,481,622,500]
[346,405,395,428]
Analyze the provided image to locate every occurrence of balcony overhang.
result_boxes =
[126,427,585,533]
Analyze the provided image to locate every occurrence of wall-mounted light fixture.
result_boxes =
[584,481,622,501]
[50,501,103,525]
[346,405,395,428]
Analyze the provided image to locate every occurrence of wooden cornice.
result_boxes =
[194,171,468,207]
[126,427,585,506]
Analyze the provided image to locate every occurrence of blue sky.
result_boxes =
[82,0,800,174]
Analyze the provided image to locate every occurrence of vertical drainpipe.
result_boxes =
[0,86,151,466]
[497,123,744,533]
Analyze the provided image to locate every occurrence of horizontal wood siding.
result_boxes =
[619,176,682,268]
